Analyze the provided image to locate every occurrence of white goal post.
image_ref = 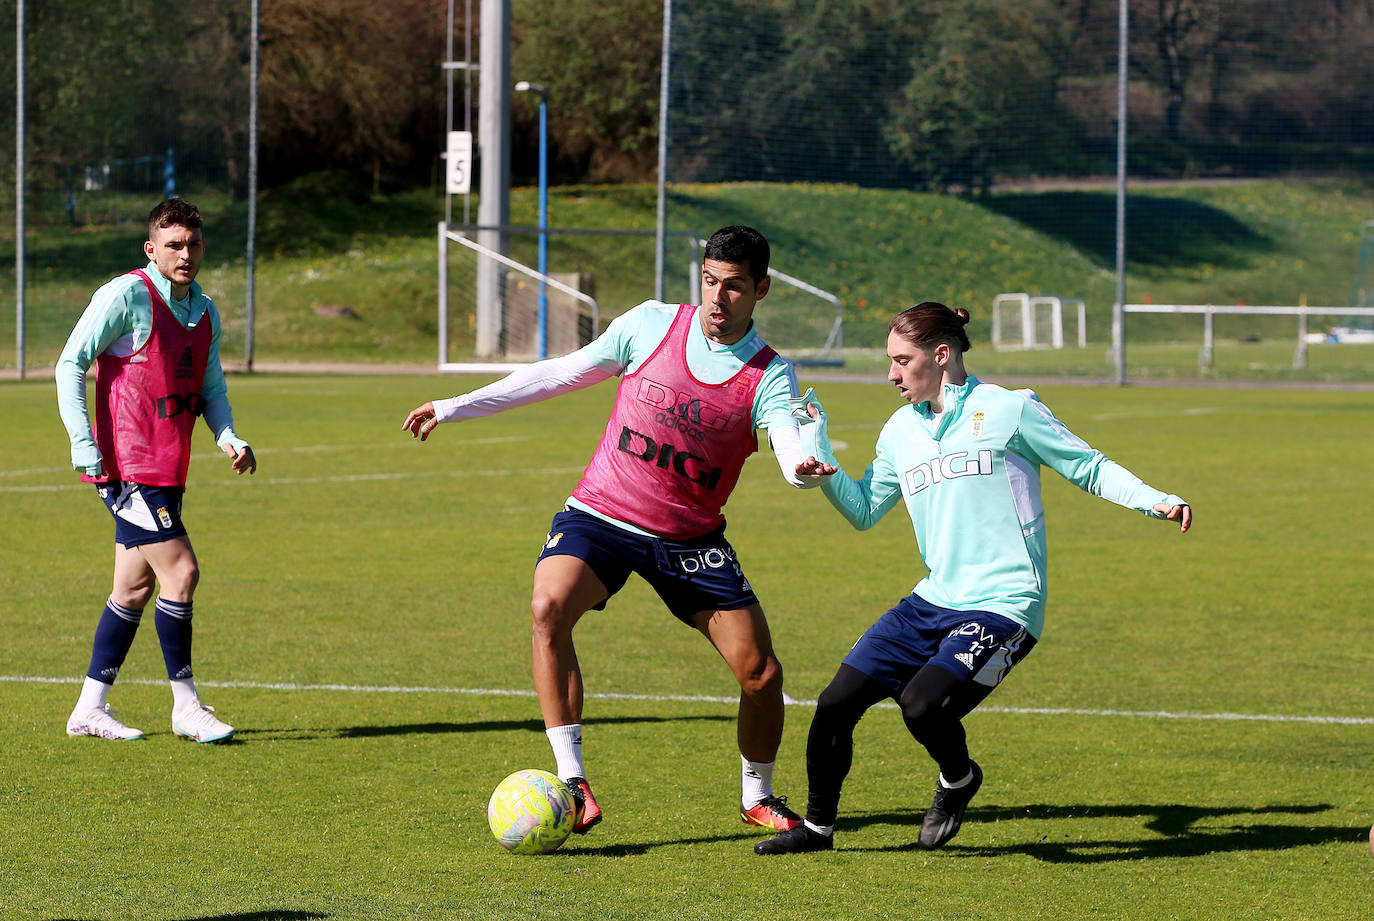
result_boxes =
[435,224,846,371]
[437,222,602,373]
[992,293,1087,350]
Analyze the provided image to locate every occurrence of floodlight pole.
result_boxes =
[654,0,672,302]
[15,0,25,380]
[245,0,260,372]
[445,0,455,226]
[476,0,511,358]
[515,81,549,360]
[1112,0,1129,386]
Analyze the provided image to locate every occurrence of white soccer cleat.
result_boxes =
[171,700,236,744]
[66,703,146,741]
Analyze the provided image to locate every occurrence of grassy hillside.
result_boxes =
[2,176,1372,374]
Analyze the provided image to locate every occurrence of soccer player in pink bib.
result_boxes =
[57,198,255,744]
[404,225,835,835]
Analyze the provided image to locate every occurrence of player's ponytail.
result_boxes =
[889,302,972,353]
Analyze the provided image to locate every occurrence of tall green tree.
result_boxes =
[887,0,1082,192]
[759,0,930,186]
[11,5,170,169]
[511,0,662,182]
[259,0,447,186]
[663,0,789,183]
[666,0,929,186]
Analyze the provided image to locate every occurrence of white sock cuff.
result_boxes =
[170,677,200,710]
[546,723,585,781]
[76,675,113,711]
[741,755,777,808]
[107,597,143,622]
[939,768,974,789]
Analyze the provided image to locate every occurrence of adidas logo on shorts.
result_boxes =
[954,652,976,670]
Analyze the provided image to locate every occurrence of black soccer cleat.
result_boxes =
[754,823,834,855]
[918,760,982,849]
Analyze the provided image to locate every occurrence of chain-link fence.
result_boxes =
[663,0,1374,377]
[5,1,1374,380]
[1,4,252,374]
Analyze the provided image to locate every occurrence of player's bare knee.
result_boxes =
[118,585,156,611]
[737,655,783,699]
[164,560,200,599]
[530,594,571,644]
[114,571,157,609]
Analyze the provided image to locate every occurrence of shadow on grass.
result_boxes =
[983,190,1273,269]
[555,830,760,858]
[841,802,1350,862]
[235,712,734,742]
[48,912,326,921]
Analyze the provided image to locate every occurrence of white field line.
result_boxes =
[0,436,536,480]
[0,465,586,494]
[4,675,1370,726]
[1089,406,1222,422]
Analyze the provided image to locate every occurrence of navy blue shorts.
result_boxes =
[843,593,1036,697]
[537,507,759,624]
[96,481,188,548]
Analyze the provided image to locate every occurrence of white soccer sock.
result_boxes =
[546,723,585,780]
[170,677,199,711]
[804,820,834,837]
[741,755,776,809]
[76,676,112,712]
[939,767,975,789]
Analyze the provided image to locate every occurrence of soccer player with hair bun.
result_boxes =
[756,301,1192,855]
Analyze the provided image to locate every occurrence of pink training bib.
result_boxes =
[83,270,211,488]
[570,304,776,539]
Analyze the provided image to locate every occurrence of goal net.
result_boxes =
[437,226,844,368]
[732,266,843,367]
[991,293,1085,350]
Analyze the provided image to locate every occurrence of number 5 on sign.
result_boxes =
[446,131,472,195]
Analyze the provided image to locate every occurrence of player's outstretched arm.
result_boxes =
[402,402,440,441]
[1152,502,1192,533]
[403,352,617,444]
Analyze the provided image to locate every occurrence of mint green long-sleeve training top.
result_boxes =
[809,376,1186,639]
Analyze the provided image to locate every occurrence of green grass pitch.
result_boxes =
[2,372,1372,920]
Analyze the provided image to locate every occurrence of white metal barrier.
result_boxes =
[1122,303,1374,370]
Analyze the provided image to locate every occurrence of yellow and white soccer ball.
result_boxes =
[487,769,576,854]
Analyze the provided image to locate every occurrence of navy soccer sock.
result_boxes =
[154,597,194,681]
[86,598,143,683]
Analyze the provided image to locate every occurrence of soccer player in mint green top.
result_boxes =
[756,301,1191,856]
